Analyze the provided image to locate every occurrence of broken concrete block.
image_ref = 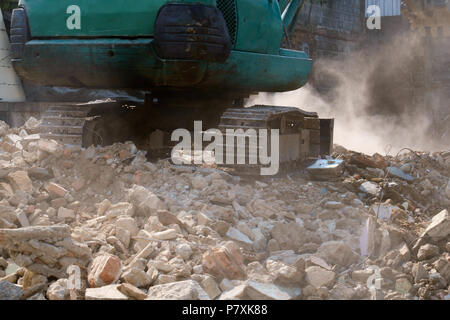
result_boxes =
[38,139,63,155]
[115,216,139,237]
[118,283,147,300]
[395,278,412,295]
[22,270,46,291]
[175,243,193,261]
[128,185,151,205]
[0,182,14,198]
[128,185,165,216]
[201,276,221,300]
[197,212,213,226]
[24,117,40,134]
[27,167,52,180]
[267,239,280,252]
[146,280,210,300]
[5,134,22,146]
[433,258,450,282]
[47,279,68,300]
[0,280,23,300]
[0,205,18,225]
[96,199,111,216]
[400,242,412,258]
[417,244,440,261]
[351,269,374,283]
[27,292,46,300]
[305,266,336,288]
[153,274,176,285]
[7,171,33,193]
[191,176,208,190]
[85,284,129,300]
[16,209,30,227]
[202,241,246,281]
[252,228,267,252]
[246,280,300,300]
[349,153,386,169]
[72,178,85,192]
[88,254,122,288]
[106,202,135,219]
[226,227,253,245]
[45,182,68,198]
[157,210,182,227]
[265,259,304,285]
[422,209,450,240]
[115,227,131,249]
[330,283,356,300]
[122,267,152,288]
[248,199,278,219]
[51,198,67,209]
[246,261,274,283]
[360,181,380,196]
[57,207,75,220]
[152,229,178,240]
[307,256,332,271]
[317,241,359,267]
[0,225,91,278]
[211,220,230,236]
[270,222,307,251]
[412,263,428,283]
[217,284,248,300]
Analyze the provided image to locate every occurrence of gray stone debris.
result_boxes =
[0,120,448,300]
[85,284,129,300]
[146,280,210,300]
[0,225,91,278]
[0,280,23,300]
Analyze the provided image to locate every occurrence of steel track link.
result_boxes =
[40,104,92,146]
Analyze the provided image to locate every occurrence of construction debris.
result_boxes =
[0,121,448,300]
[307,159,344,180]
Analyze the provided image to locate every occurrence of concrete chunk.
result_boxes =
[146,280,210,300]
[0,280,23,300]
[85,284,129,300]
[245,281,300,300]
[423,209,450,239]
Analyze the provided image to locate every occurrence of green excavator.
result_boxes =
[1,0,334,174]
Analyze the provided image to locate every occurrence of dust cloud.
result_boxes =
[247,34,449,156]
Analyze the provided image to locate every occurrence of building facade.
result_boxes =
[403,0,450,140]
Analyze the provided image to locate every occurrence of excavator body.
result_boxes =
[11,0,312,94]
[1,0,334,175]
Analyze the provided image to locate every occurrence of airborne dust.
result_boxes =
[248,34,449,156]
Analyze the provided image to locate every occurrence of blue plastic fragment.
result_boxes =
[387,166,415,182]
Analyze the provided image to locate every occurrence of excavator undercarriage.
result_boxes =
[2,98,334,176]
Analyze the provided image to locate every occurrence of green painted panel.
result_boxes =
[206,49,311,92]
[169,0,216,4]
[234,0,283,54]
[279,48,308,58]
[15,39,311,93]
[20,0,166,37]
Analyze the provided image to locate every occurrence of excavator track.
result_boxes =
[38,100,125,147]
[40,104,91,146]
[36,102,334,177]
[217,105,333,175]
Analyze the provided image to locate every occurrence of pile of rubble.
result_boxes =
[0,118,449,300]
